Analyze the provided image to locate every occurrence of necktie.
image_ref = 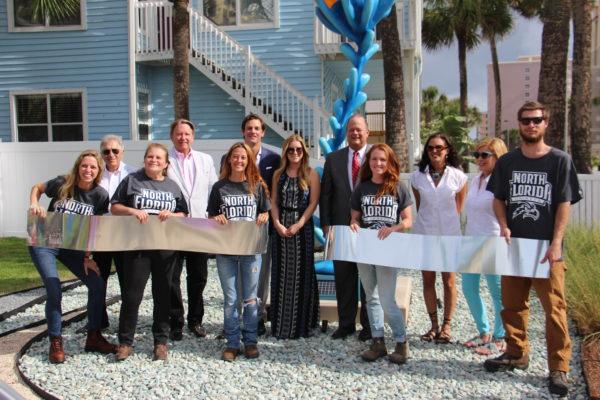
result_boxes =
[352,150,360,186]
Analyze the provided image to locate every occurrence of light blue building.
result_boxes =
[1,0,421,160]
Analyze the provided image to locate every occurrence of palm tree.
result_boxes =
[380,5,409,172]
[422,0,480,116]
[480,0,513,137]
[173,0,190,120]
[27,0,79,24]
[570,0,593,173]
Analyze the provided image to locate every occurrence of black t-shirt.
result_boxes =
[487,147,582,240]
[207,179,270,221]
[350,180,413,229]
[45,176,109,216]
[111,170,189,215]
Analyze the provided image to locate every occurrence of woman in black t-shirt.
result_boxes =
[28,150,117,364]
[207,142,270,362]
[111,143,188,362]
[349,143,413,364]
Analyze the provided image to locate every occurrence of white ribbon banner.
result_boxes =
[325,225,550,278]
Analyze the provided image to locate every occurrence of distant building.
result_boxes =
[592,4,600,157]
[487,56,571,137]
[477,112,489,139]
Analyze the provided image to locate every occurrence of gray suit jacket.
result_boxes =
[319,146,358,227]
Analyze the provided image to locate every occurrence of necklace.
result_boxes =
[429,166,445,180]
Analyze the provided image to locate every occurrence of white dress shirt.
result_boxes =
[100,162,137,199]
[464,173,500,236]
[410,166,468,235]
[347,145,367,188]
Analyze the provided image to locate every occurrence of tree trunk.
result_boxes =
[570,0,592,173]
[457,32,468,117]
[173,0,190,120]
[490,35,502,137]
[380,5,409,172]
[537,0,571,150]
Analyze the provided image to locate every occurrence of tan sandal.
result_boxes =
[435,318,452,344]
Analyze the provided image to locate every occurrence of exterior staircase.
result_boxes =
[135,1,330,156]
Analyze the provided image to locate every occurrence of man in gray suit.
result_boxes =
[319,114,371,341]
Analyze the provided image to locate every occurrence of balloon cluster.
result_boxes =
[315,0,396,155]
[312,0,395,274]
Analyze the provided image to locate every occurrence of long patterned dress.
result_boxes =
[270,172,319,339]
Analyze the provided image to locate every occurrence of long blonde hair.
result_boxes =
[273,135,311,191]
[57,150,104,201]
[220,142,268,196]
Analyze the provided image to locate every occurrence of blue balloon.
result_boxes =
[315,260,334,275]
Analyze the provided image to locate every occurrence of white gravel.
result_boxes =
[19,260,587,399]
[1,278,120,336]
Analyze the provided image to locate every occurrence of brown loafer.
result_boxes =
[244,344,259,359]
[484,352,529,372]
[389,341,409,364]
[361,338,387,362]
[115,344,133,362]
[153,343,168,361]
[49,336,65,364]
[222,347,239,362]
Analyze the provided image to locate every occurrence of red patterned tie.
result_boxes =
[352,150,360,186]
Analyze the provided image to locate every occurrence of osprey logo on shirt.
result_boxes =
[54,199,95,215]
[134,188,176,214]
[221,194,256,221]
[361,195,398,229]
[509,171,552,221]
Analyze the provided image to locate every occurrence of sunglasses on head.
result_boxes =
[519,117,545,125]
[473,151,493,159]
[427,145,447,152]
[102,148,120,156]
[287,147,303,155]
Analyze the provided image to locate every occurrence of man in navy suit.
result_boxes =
[319,114,371,341]
[241,114,280,335]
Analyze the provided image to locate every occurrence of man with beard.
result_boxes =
[484,101,582,397]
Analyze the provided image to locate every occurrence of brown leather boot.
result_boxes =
[360,337,387,361]
[49,336,65,364]
[85,330,118,354]
[115,344,133,362]
[389,341,409,364]
[153,343,168,361]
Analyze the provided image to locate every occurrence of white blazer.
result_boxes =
[167,147,218,218]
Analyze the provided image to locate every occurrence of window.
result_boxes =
[203,0,278,29]
[8,0,86,32]
[11,90,86,142]
[525,67,530,73]
[525,92,530,98]
[525,84,530,89]
[525,75,530,81]
[137,90,152,140]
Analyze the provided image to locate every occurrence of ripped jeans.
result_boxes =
[216,254,262,349]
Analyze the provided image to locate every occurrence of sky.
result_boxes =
[421,13,544,113]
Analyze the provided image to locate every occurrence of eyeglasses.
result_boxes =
[102,148,120,156]
[519,117,545,125]
[427,145,447,153]
[287,147,303,155]
[473,151,493,159]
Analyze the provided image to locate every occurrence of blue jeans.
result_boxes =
[216,254,261,349]
[28,246,105,337]
[357,263,406,343]
[462,273,505,338]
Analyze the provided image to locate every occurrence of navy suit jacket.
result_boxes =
[219,145,281,192]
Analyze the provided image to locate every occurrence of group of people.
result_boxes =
[27,101,581,396]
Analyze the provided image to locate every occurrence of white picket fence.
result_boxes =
[0,142,598,237]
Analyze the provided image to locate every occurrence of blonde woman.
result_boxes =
[28,150,117,363]
[462,138,508,355]
[270,135,320,339]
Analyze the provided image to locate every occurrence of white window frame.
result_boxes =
[7,0,87,32]
[137,88,152,141]
[203,0,280,31]
[9,88,88,142]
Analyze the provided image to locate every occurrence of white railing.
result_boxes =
[135,1,331,158]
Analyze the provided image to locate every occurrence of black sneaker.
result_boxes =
[483,352,529,372]
[548,370,569,396]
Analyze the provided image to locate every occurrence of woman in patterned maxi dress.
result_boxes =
[270,135,321,339]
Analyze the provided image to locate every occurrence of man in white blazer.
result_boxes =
[167,119,218,340]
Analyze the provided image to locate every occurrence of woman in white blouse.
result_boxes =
[411,133,467,344]
[462,138,507,355]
